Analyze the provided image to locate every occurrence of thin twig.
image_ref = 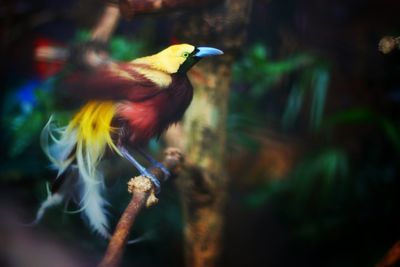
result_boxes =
[98,148,184,267]
[91,3,121,42]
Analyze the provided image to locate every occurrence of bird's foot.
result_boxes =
[142,169,161,194]
[152,162,171,180]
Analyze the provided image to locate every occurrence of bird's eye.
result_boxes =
[182,52,190,58]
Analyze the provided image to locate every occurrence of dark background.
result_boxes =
[1,0,400,266]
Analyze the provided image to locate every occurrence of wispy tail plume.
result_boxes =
[37,102,118,237]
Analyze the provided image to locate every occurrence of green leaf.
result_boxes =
[323,108,400,151]
[282,84,305,129]
[310,68,330,131]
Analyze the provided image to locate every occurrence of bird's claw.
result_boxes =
[143,163,168,195]
[143,169,161,194]
[153,162,171,180]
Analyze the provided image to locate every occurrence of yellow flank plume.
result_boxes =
[39,101,119,237]
[68,101,120,182]
[70,101,120,154]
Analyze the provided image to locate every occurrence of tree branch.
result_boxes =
[167,1,252,265]
[91,3,121,42]
[376,241,400,267]
[118,0,220,20]
[98,148,184,267]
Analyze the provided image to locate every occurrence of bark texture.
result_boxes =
[168,1,252,266]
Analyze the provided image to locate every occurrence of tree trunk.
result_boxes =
[167,1,252,266]
[89,1,252,266]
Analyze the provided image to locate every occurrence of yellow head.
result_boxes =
[133,44,223,74]
[152,44,195,73]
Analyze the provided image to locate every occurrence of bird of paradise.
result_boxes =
[35,44,223,237]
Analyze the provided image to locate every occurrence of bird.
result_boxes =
[34,44,223,238]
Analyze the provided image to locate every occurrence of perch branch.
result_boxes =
[376,241,400,267]
[98,148,184,267]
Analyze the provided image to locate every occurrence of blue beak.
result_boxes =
[195,47,224,58]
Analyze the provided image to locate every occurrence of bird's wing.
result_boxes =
[58,62,165,104]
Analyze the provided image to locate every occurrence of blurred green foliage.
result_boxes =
[230,43,400,250]
[2,31,399,267]
[3,78,62,158]
[74,30,147,60]
[228,44,312,151]
[229,43,331,139]
[232,44,312,98]
[324,107,400,151]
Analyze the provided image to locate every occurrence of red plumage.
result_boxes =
[116,74,193,145]
[61,62,193,146]
[34,45,222,237]
[61,63,163,102]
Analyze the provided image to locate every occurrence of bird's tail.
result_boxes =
[38,101,120,238]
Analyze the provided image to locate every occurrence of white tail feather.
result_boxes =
[29,187,63,226]
[40,115,112,238]
[79,171,110,238]
[41,116,77,177]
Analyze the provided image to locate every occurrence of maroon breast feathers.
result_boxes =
[117,74,193,145]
